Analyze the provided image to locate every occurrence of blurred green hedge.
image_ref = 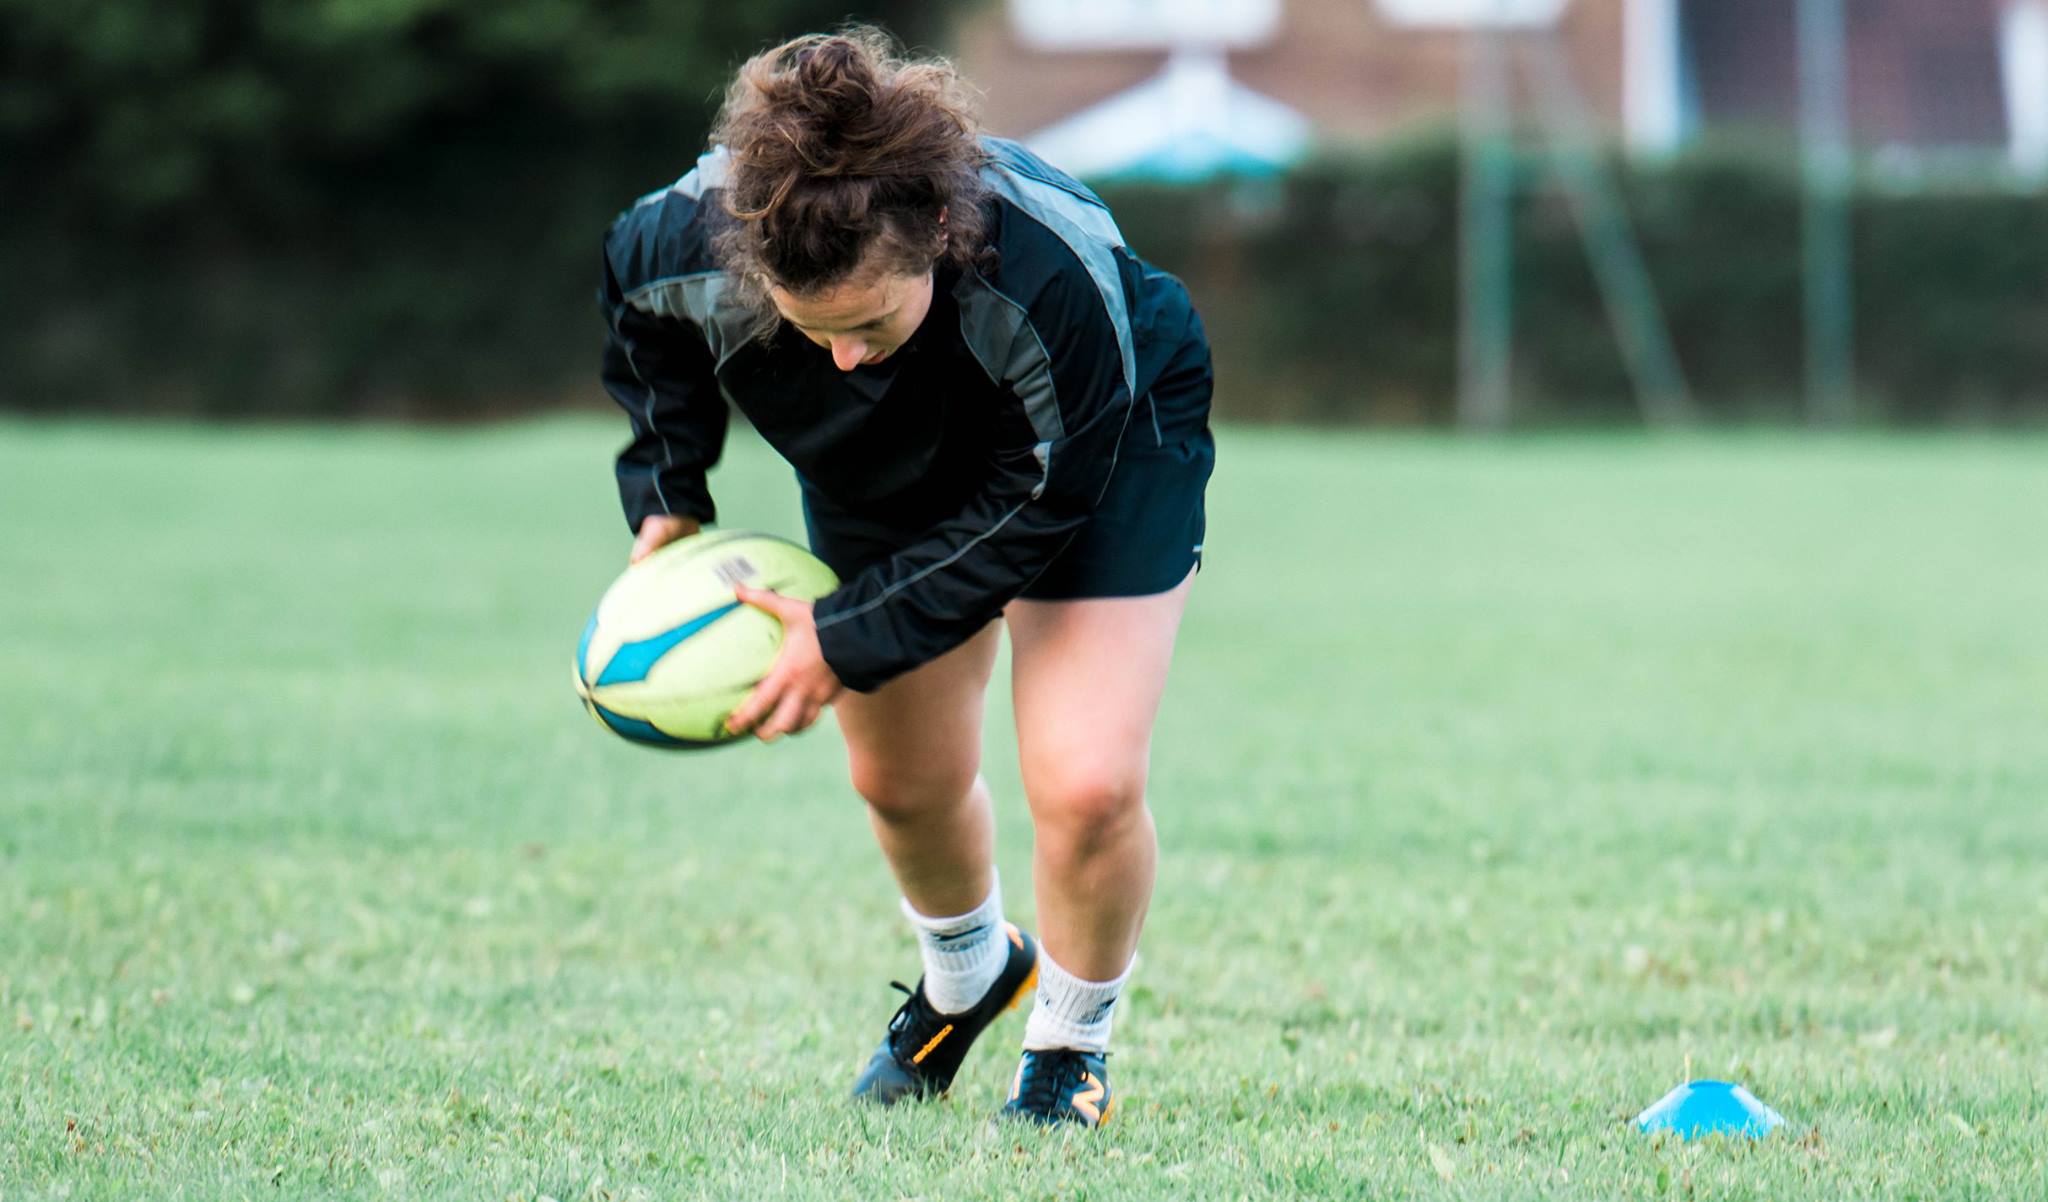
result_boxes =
[0,0,949,418]
[1100,139,2048,426]
[4,9,2044,429]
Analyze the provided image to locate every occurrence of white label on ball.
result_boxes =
[711,555,758,588]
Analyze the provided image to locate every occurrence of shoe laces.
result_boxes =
[883,980,944,1058]
[1015,1049,1099,1114]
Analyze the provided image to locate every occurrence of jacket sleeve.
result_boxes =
[599,244,728,530]
[812,263,1135,693]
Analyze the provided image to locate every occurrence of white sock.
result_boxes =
[1022,950,1131,1053]
[901,874,1008,1015]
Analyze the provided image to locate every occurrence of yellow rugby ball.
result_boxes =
[574,530,839,750]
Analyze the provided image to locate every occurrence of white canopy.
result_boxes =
[1023,49,1313,183]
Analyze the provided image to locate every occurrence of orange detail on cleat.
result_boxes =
[1072,1072,1105,1123]
[910,1023,954,1065]
[1006,963,1039,1012]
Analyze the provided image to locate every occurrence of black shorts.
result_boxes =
[802,421,1215,602]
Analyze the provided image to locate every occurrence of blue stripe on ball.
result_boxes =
[594,601,744,687]
[585,699,727,750]
[575,611,599,684]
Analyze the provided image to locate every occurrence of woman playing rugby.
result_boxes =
[599,28,1214,1127]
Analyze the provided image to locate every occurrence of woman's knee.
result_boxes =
[847,749,980,820]
[1025,759,1149,844]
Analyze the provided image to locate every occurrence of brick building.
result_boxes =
[946,0,2048,172]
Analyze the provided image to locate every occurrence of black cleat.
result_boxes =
[1000,1048,1115,1128]
[851,923,1039,1105]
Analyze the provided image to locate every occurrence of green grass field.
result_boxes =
[3,419,2044,1199]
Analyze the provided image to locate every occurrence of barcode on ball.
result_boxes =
[711,555,757,588]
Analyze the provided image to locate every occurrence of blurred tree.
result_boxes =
[0,1,977,414]
[0,0,953,224]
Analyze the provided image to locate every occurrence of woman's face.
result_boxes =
[768,267,934,372]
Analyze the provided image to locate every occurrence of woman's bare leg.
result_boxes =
[832,620,1004,916]
[1004,571,1194,980]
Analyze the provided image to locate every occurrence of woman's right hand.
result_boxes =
[630,514,701,564]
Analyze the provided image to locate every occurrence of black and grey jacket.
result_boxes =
[600,136,1207,693]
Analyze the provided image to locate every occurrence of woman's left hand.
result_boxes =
[726,585,844,741]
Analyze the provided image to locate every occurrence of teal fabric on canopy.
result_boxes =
[1023,49,1311,185]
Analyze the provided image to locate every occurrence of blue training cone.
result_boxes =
[1635,1080,1785,1140]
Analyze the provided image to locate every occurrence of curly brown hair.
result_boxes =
[710,27,990,328]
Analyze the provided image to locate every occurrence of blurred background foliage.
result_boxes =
[1105,138,2048,425]
[0,0,953,418]
[2,1,2043,424]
